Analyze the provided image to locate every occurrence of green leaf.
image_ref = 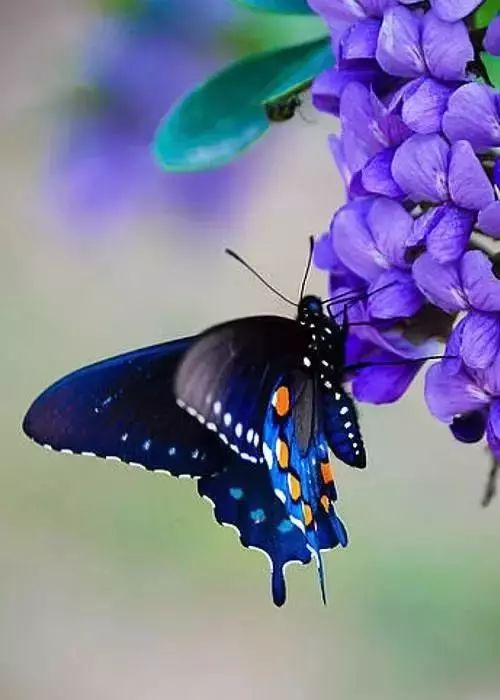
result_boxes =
[482,52,500,88]
[474,0,500,28]
[154,37,333,172]
[234,0,314,14]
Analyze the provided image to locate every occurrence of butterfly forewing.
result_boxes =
[174,316,309,463]
[22,338,227,478]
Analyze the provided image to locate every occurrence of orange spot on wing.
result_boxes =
[276,438,289,469]
[320,460,335,485]
[288,473,301,501]
[320,495,330,512]
[273,386,290,417]
[302,502,313,528]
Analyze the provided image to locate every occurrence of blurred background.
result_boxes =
[2,1,500,698]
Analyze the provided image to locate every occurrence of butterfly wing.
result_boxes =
[199,458,312,606]
[262,371,348,604]
[174,316,308,463]
[22,338,228,478]
[23,337,316,605]
[322,387,366,469]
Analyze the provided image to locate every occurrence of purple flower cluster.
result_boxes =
[48,0,257,235]
[309,0,500,458]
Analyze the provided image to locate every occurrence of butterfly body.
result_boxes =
[23,291,365,605]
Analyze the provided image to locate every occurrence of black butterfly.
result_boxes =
[22,242,365,605]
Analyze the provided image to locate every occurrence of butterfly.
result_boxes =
[22,241,366,605]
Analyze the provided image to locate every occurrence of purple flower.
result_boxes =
[309,0,500,439]
[478,202,500,238]
[425,349,500,457]
[331,197,424,318]
[389,76,455,134]
[443,83,500,151]
[307,0,397,49]
[484,15,500,56]
[392,135,495,262]
[48,6,257,233]
[330,82,410,194]
[413,251,500,369]
[322,275,440,403]
[376,7,473,81]
[427,0,482,22]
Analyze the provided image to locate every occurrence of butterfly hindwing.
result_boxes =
[322,387,366,469]
[198,458,312,606]
[262,372,348,603]
[23,338,228,478]
[174,317,308,463]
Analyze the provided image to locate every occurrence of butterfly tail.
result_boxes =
[271,566,287,607]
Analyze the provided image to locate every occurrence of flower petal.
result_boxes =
[371,89,412,145]
[422,11,473,80]
[332,201,383,282]
[486,400,500,458]
[312,63,380,116]
[340,82,385,173]
[460,250,500,312]
[450,412,486,443]
[367,196,413,266]
[477,201,500,239]
[460,311,500,370]
[361,0,398,15]
[401,77,454,134]
[443,83,500,151]
[430,0,482,22]
[362,148,404,197]
[448,140,494,210]
[392,133,450,203]
[426,204,474,263]
[314,232,336,270]
[368,268,424,318]
[484,16,500,56]
[352,350,421,403]
[425,361,489,422]
[412,252,466,312]
[307,0,365,24]
[340,18,381,62]
[376,6,425,78]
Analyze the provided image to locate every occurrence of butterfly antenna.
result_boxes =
[322,281,397,308]
[299,236,314,301]
[225,248,296,306]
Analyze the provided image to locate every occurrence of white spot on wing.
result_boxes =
[274,488,286,504]
[263,443,273,469]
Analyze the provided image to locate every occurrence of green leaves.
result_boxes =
[473,0,500,28]
[234,0,314,14]
[482,52,500,89]
[154,37,333,172]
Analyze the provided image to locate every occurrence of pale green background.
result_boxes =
[1,2,500,699]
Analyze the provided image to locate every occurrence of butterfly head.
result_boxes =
[297,295,323,322]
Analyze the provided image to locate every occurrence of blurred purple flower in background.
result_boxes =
[307,0,500,471]
[48,0,261,233]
